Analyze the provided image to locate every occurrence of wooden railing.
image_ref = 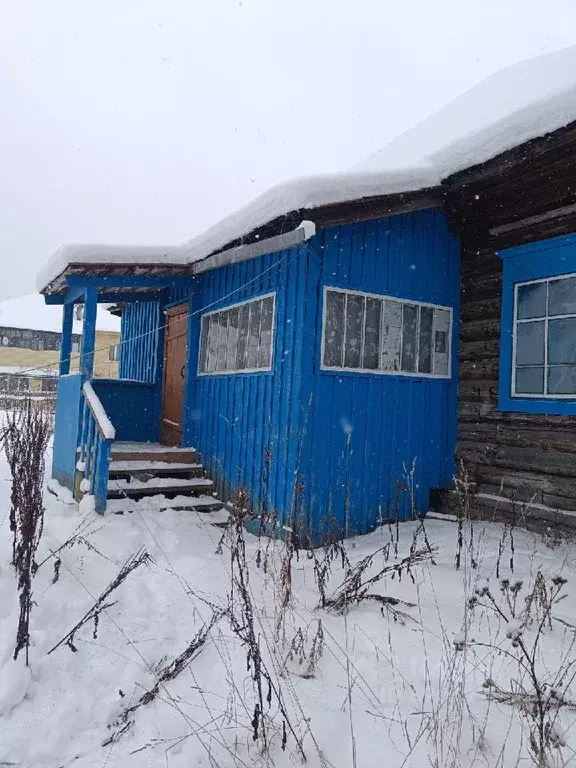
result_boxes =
[79,380,116,513]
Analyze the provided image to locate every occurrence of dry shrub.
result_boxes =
[3,398,52,664]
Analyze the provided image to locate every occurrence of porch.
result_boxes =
[47,274,218,513]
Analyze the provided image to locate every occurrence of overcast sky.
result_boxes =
[2,0,576,301]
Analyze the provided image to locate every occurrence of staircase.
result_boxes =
[105,442,223,512]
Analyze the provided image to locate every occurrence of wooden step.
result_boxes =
[110,442,198,465]
[107,476,214,501]
[108,461,204,480]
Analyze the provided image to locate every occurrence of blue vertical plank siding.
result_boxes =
[52,372,83,490]
[298,209,460,540]
[181,208,459,541]
[183,244,311,523]
[119,300,162,383]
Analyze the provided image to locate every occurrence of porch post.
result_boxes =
[81,287,97,379]
[59,302,74,376]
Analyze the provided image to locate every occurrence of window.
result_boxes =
[108,344,120,362]
[513,274,576,397]
[198,293,275,375]
[322,287,452,378]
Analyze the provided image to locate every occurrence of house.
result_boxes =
[0,294,121,394]
[37,45,576,536]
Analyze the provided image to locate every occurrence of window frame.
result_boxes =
[320,285,453,380]
[512,272,576,400]
[498,233,576,415]
[197,292,276,377]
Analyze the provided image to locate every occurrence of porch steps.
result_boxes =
[104,441,223,511]
[110,442,198,465]
[109,461,205,480]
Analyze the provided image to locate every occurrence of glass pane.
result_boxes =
[548,276,576,316]
[548,318,576,364]
[258,297,274,368]
[515,321,544,366]
[381,300,402,371]
[401,303,418,373]
[517,282,546,320]
[418,306,433,374]
[216,312,229,371]
[226,307,239,371]
[515,366,544,394]
[344,293,364,369]
[206,314,219,373]
[199,316,209,373]
[236,304,250,369]
[548,365,576,395]
[246,301,262,369]
[433,308,450,376]
[323,291,345,367]
[362,297,381,370]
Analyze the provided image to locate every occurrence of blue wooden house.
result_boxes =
[38,46,576,536]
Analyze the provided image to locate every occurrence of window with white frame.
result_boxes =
[322,287,452,377]
[513,273,576,397]
[198,293,275,374]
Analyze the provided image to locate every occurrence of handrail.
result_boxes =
[79,381,115,513]
[82,380,116,441]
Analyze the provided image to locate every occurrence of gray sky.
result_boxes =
[2,0,576,301]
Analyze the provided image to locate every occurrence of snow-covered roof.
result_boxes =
[357,44,576,180]
[37,44,576,294]
[0,294,121,334]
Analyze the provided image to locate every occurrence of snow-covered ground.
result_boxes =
[1,439,576,767]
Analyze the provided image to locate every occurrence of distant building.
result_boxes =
[0,294,120,393]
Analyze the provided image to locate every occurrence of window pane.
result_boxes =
[344,293,364,369]
[548,365,576,394]
[226,307,239,371]
[548,276,576,316]
[548,318,576,365]
[401,304,418,373]
[246,301,262,369]
[516,321,544,366]
[362,297,381,369]
[381,300,402,371]
[517,282,546,320]
[206,314,219,372]
[515,366,545,394]
[323,290,345,367]
[236,304,250,370]
[433,308,450,376]
[258,297,274,368]
[216,312,228,371]
[418,306,433,374]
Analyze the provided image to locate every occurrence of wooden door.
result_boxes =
[160,304,188,445]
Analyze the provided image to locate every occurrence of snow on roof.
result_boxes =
[0,294,121,334]
[357,44,576,179]
[37,44,576,293]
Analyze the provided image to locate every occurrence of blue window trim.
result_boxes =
[498,233,576,415]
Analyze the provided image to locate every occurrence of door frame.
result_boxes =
[160,302,190,446]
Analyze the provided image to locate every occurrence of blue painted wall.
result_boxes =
[119,300,162,383]
[93,379,160,442]
[183,209,460,540]
[184,243,311,523]
[298,210,460,539]
[52,372,83,490]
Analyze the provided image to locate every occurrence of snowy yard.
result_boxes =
[1,439,576,767]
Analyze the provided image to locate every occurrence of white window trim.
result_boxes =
[512,272,576,399]
[320,285,453,380]
[197,292,276,376]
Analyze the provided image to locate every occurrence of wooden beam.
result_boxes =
[66,275,194,289]
[81,288,97,379]
[59,303,74,376]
